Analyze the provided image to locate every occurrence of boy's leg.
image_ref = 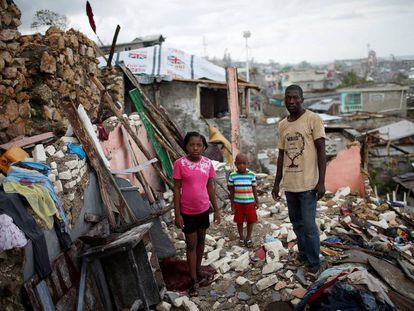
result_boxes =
[237,223,244,241]
[246,222,254,241]
[245,202,257,242]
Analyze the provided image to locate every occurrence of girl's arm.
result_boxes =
[207,178,221,224]
[173,179,184,228]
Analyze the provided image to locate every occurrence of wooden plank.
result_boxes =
[76,260,87,311]
[90,259,113,311]
[62,98,137,228]
[226,67,241,158]
[118,62,185,147]
[0,132,55,150]
[90,75,173,188]
[107,25,121,68]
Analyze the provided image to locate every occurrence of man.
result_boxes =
[272,84,326,274]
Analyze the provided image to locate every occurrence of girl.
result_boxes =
[173,132,221,296]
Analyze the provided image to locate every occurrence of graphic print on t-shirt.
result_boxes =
[284,132,305,169]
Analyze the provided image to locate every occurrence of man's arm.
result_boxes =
[272,149,284,201]
[314,137,326,200]
[173,179,184,228]
[207,178,221,224]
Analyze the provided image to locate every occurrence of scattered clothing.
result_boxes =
[5,165,68,225]
[13,161,51,176]
[53,216,72,251]
[0,213,28,251]
[0,187,51,279]
[3,181,57,229]
[67,143,86,160]
[173,156,215,215]
[97,124,109,141]
[228,170,257,203]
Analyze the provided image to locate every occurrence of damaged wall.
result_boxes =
[152,80,258,161]
[1,5,103,143]
[0,0,29,143]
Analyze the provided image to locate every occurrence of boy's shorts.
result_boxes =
[233,202,257,224]
[181,209,210,234]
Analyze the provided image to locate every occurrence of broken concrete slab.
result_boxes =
[262,262,283,275]
[256,275,278,291]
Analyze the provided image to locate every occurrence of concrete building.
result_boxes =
[338,84,409,116]
[138,78,260,159]
[280,70,340,93]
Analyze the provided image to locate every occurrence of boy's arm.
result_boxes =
[207,178,221,224]
[314,137,326,200]
[252,185,259,209]
[228,185,235,211]
[173,179,184,229]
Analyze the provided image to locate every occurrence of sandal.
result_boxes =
[197,270,215,286]
[245,240,253,248]
[188,279,199,297]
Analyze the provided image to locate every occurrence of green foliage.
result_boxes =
[31,9,69,31]
[338,70,367,87]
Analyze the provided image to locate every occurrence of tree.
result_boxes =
[31,10,69,31]
[338,70,367,87]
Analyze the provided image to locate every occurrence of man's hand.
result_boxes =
[255,199,259,210]
[315,182,326,200]
[272,186,281,201]
[175,215,184,229]
[230,202,235,213]
[214,210,221,225]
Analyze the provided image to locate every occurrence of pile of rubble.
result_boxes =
[0,0,29,142]
[1,3,106,143]
[154,172,414,310]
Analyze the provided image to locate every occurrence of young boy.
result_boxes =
[228,153,259,247]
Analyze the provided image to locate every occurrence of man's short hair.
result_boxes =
[285,84,303,99]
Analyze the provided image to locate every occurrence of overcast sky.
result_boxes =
[15,0,414,64]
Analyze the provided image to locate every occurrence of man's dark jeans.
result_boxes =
[285,190,320,268]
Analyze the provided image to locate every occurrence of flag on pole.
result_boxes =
[86,1,96,33]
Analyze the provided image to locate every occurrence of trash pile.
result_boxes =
[155,171,414,310]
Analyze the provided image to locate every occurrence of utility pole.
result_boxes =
[243,31,251,115]
[203,36,207,58]
[243,31,251,82]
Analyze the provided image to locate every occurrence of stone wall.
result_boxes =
[0,2,103,143]
[19,27,101,136]
[0,0,28,143]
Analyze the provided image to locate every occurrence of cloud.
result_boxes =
[14,0,414,63]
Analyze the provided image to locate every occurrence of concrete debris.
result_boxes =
[256,275,278,291]
[262,262,283,274]
[249,304,260,311]
[156,301,171,311]
[236,276,250,286]
[32,144,46,162]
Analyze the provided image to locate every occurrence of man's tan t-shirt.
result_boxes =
[277,110,326,192]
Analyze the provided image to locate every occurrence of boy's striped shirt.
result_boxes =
[228,170,257,203]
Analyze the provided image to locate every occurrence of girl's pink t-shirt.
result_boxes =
[173,156,216,215]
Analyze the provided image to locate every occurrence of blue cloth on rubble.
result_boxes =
[5,164,68,225]
[67,143,86,160]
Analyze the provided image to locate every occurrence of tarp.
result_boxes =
[99,45,225,82]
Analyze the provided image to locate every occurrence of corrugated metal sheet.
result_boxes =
[369,120,414,141]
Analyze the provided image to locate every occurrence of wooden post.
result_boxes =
[90,75,173,188]
[62,98,138,228]
[226,67,241,158]
[107,25,121,68]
